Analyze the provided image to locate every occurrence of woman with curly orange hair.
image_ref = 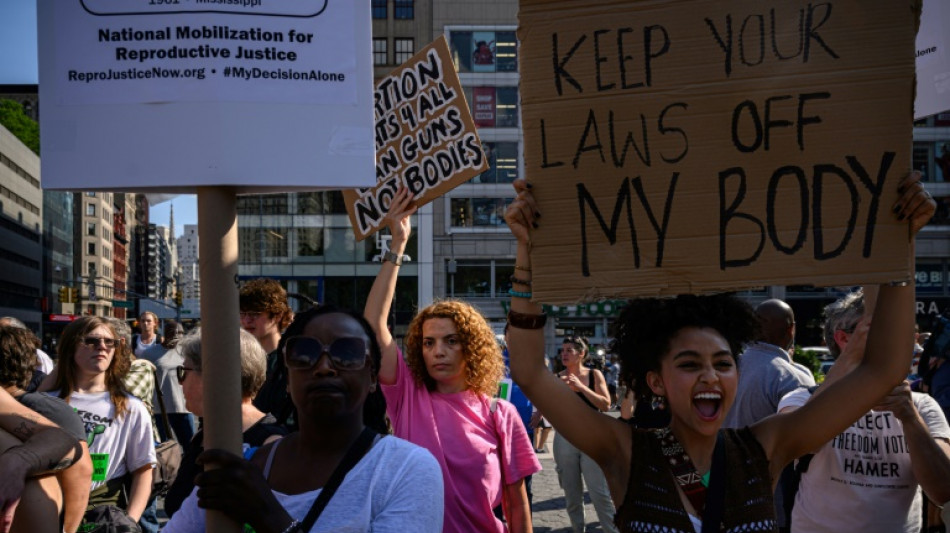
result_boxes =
[365,187,540,533]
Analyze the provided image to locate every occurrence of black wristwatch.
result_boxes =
[381,251,402,266]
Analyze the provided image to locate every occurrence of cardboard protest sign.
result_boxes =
[38,0,373,192]
[520,0,918,303]
[343,37,489,241]
[915,0,950,119]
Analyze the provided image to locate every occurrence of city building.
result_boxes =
[432,1,525,332]
[177,224,200,300]
[111,193,135,320]
[0,122,43,332]
[74,192,115,317]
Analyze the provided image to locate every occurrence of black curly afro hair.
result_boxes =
[610,294,758,403]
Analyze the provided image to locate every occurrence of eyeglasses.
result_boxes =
[284,336,370,371]
[176,365,198,383]
[239,311,264,320]
[82,336,116,348]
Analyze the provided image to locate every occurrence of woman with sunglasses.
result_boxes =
[504,174,933,532]
[50,316,156,523]
[554,335,619,533]
[162,327,286,518]
[163,306,443,532]
[365,187,541,533]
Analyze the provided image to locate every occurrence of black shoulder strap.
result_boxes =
[701,431,727,533]
[299,427,379,531]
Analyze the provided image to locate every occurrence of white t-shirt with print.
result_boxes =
[56,391,156,491]
[779,389,950,533]
[163,435,443,533]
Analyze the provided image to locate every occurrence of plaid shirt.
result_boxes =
[123,358,160,442]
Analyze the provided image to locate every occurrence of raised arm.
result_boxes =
[0,388,82,532]
[757,172,935,475]
[504,179,627,467]
[364,186,417,385]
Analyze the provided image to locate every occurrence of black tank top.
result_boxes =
[562,370,598,411]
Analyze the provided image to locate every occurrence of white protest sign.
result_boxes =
[916,0,950,119]
[38,0,374,192]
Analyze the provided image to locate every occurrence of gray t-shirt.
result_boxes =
[725,342,816,429]
[163,435,444,532]
[140,344,188,414]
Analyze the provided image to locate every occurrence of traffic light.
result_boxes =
[175,291,183,307]
[58,286,69,302]
[68,287,79,303]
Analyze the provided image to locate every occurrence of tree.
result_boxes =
[0,99,39,155]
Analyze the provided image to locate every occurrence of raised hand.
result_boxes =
[894,171,936,236]
[385,186,417,247]
[504,179,540,246]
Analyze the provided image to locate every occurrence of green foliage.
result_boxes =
[792,345,822,382]
[0,99,39,155]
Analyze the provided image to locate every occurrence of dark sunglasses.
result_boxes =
[176,365,198,383]
[82,336,116,348]
[284,336,369,371]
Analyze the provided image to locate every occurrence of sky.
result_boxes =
[0,0,198,237]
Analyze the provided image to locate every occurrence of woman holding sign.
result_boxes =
[504,173,934,532]
[364,187,541,533]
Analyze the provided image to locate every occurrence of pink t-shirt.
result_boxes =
[381,349,541,533]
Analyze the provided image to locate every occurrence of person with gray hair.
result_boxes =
[162,328,286,517]
[0,317,54,376]
[778,289,950,532]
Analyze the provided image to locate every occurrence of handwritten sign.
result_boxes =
[343,37,488,241]
[520,0,918,303]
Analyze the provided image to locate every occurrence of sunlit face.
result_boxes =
[73,325,116,379]
[560,342,585,367]
[421,318,467,394]
[240,310,280,343]
[139,314,156,335]
[646,327,737,438]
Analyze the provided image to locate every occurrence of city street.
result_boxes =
[530,442,614,533]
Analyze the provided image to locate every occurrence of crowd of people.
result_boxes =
[0,171,948,532]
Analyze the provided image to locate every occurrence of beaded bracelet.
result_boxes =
[507,310,548,329]
[508,288,532,298]
[509,275,532,286]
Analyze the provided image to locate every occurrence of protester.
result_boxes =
[50,316,156,524]
[0,386,82,533]
[141,320,194,447]
[365,186,540,533]
[241,278,295,427]
[553,335,618,533]
[778,290,950,533]
[724,299,816,531]
[504,173,932,531]
[0,317,54,381]
[163,306,444,532]
[162,327,287,517]
[133,312,161,357]
[0,324,91,533]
